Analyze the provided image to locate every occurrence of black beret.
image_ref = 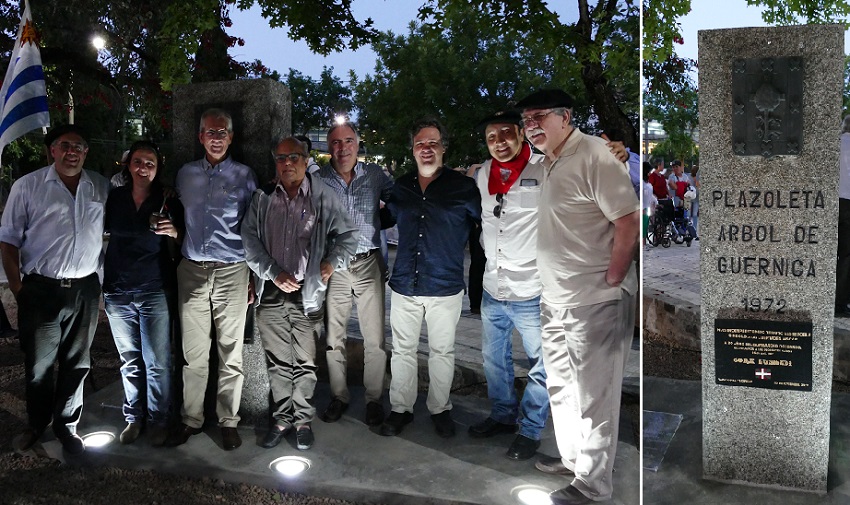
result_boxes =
[475,110,522,132]
[514,89,575,111]
[44,124,87,147]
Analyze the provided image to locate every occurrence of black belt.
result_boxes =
[25,273,95,288]
[187,259,239,269]
[351,249,378,263]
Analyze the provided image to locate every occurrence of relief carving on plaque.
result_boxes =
[731,57,803,157]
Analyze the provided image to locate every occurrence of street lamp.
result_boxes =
[91,35,105,50]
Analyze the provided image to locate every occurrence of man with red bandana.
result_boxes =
[515,89,639,505]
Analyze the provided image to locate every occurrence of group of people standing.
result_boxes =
[5,87,638,505]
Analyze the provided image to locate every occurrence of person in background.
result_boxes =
[103,140,184,446]
[296,135,321,175]
[837,115,850,317]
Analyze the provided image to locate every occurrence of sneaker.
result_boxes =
[296,425,314,450]
[430,410,455,438]
[379,411,414,436]
[120,422,142,444]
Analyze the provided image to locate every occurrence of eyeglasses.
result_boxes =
[274,153,304,163]
[203,129,230,139]
[53,141,87,153]
[520,110,555,127]
[493,193,504,217]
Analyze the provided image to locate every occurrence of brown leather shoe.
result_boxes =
[221,427,241,450]
[535,454,574,475]
[164,424,202,447]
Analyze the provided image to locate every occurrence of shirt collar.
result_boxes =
[275,175,311,198]
[46,163,93,187]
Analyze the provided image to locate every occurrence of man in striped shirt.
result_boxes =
[317,122,394,427]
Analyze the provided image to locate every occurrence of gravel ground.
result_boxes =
[0,320,383,505]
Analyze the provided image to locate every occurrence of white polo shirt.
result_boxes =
[477,153,545,301]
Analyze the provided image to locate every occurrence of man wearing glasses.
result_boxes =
[242,137,357,450]
[1,124,109,454]
[514,90,639,505]
[167,108,258,450]
[380,118,481,438]
[316,122,394,427]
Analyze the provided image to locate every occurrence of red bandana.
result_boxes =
[488,143,531,195]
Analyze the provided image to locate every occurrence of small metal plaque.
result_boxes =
[731,57,803,157]
[715,318,812,391]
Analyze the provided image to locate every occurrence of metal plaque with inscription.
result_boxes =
[715,318,812,391]
[731,57,803,157]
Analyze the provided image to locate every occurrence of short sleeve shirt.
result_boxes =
[537,129,639,308]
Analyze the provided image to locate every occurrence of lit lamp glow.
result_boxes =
[511,485,553,505]
[334,115,346,125]
[269,456,311,477]
[82,431,115,448]
[91,35,106,50]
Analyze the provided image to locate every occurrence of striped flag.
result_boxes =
[0,0,49,165]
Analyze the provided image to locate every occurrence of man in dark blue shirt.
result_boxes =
[380,118,481,438]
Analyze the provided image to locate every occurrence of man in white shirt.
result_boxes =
[467,111,550,461]
[0,124,109,455]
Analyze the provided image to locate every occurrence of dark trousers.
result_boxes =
[256,282,322,428]
[18,273,100,437]
[468,226,485,312]
[838,198,850,309]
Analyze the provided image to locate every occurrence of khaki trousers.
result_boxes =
[540,290,635,502]
[177,260,249,428]
[325,251,387,403]
[388,289,463,414]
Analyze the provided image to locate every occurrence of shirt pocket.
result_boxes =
[517,185,542,208]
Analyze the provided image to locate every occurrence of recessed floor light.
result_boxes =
[82,431,115,448]
[512,485,553,505]
[269,456,312,477]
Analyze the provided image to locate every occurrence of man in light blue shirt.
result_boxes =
[167,108,257,451]
[0,124,109,455]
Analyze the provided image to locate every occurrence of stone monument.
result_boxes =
[698,24,843,492]
[172,78,291,427]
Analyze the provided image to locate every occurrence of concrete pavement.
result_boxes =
[3,247,641,505]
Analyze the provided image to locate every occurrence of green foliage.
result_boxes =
[642,0,691,64]
[284,67,353,134]
[352,16,563,172]
[416,0,640,149]
[845,56,850,118]
[749,0,850,26]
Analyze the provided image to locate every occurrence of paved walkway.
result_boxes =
[3,247,641,505]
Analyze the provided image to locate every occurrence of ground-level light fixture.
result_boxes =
[91,35,106,50]
[269,456,312,477]
[511,485,553,505]
[82,431,115,448]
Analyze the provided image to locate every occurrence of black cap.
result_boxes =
[514,89,574,111]
[672,159,682,167]
[44,124,87,147]
[475,110,522,132]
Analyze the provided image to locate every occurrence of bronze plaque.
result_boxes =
[715,318,812,391]
[731,57,804,157]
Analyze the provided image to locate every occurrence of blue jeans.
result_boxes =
[104,291,172,425]
[480,291,550,439]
